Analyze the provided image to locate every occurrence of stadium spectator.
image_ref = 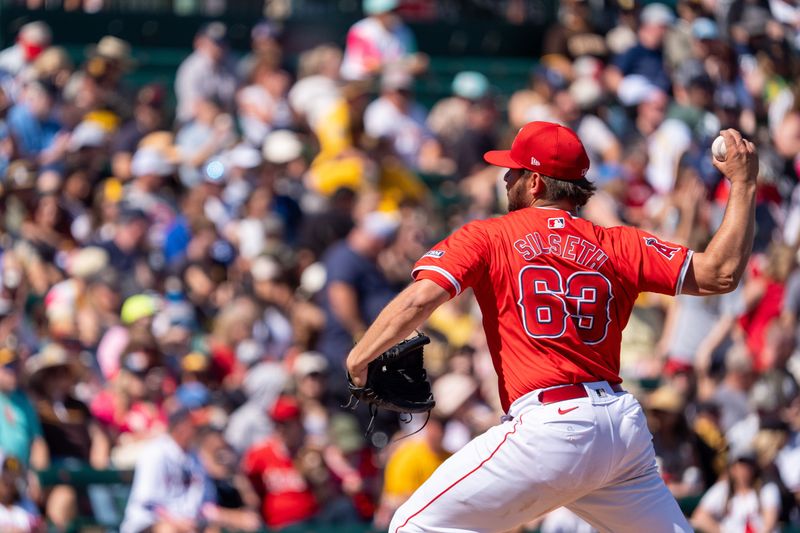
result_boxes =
[243,395,319,529]
[0,455,40,533]
[111,84,168,181]
[236,57,292,146]
[238,20,283,81]
[316,211,400,370]
[606,3,674,94]
[196,427,261,532]
[340,0,427,81]
[374,415,448,529]
[120,402,213,533]
[0,346,48,470]
[176,96,235,187]
[174,23,238,123]
[692,449,783,533]
[645,385,714,498]
[0,21,52,76]
[225,361,288,455]
[26,343,110,468]
[7,79,65,164]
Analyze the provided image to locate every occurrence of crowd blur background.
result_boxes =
[0,0,798,531]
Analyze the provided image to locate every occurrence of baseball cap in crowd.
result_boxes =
[0,346,17,367]
[262,130,303,165]
[209,239,236,265]
[117,206,148,225]
[181,352,210,374]
[120,351,151,377]
[645,385,685,414]
[452,71,489,101]
[131,147,175,177]
[270,395,301,423]
[293,351,329,378]
[136,84,166,109]
[166,403,209,427]
[361,211,400,240]
[483,121,590,181]
[236,339,266,367]
[381,67,414,92]
[226,144,262,169]
[640,3,675,26]
[569,77,604,110]
[299,262,327,297]
[691,18,719,41]
[250,255,283,283]
[198,22,229,44]
[728,447,758,466]
[121,294,159,325]
[68,247,109,280]
[616,74,661,106]
[25,343,71,381]
[363,0,399,15]
[32,46,72,79]
[68,120,107,152]
[251,20,280,41]
[87,36,135,70]
[176,382,212,410]
[432,373,478,417]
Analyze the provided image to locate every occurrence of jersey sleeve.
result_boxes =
[607,227,693,296]
[412,221,489,298]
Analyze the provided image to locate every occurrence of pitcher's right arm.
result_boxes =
[680,129,759,296]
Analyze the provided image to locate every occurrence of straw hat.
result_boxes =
[86,36,135,69]
[25,343,72,381]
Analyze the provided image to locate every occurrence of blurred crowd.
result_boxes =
[0,0,799,531]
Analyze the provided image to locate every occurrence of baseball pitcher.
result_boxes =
[346,121,758,532]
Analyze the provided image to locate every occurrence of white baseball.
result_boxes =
[712,135,727,162]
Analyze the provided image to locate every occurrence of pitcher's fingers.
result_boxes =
[721,129,744,150]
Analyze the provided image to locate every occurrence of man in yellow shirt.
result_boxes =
[375,417,449,529]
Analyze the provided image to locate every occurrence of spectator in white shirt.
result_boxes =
[121,405,215,533]
[364,68,447,172]
[175,23,239,123]
[0,21,51,77]
[340,0,427,81]
[692,449,782,533]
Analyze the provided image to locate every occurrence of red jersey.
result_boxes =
[242,437,318,528]
[413,207,691,411]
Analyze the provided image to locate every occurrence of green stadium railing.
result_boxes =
[38,466,800,533]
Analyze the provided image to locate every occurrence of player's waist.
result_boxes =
[506,381,625,417]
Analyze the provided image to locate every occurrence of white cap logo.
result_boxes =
[530,157,541,166]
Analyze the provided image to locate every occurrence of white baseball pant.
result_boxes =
[389,381,693,533]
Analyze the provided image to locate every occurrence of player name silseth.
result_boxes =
[513,231,609,269]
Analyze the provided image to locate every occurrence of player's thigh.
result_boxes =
[390,413,583,533]
[566,466,693,533]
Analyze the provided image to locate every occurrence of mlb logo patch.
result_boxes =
[423,250,445,259]
[548,218,565,229]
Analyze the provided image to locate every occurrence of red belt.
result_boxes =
[538,383,624,405]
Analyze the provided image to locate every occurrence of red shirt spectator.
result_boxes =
[242,396,318,528]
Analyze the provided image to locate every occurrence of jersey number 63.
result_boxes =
[517,266,614,345]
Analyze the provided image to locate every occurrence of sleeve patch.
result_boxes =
[643,237,681,260]
[423,250,446,259]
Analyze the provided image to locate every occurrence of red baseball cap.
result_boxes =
[269,395,301,423]
[483,121,590,181]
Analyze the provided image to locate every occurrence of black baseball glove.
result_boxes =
[346,332,435,416]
